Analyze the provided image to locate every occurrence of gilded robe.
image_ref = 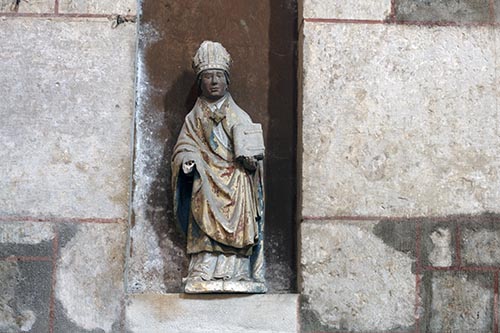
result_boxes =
[172,94,265,279]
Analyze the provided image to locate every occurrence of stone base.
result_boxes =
[125,293,299,333]
[184,279,267,294]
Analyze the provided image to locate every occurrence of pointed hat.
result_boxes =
[192,41,232,76]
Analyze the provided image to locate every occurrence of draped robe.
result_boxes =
[172,94,265,280]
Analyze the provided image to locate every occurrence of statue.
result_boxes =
[172,41,266,293]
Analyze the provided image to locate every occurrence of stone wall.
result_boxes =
[0,1,299,332]
[300,0,500,332]
[0,1,136,331]
[3,0,500,332]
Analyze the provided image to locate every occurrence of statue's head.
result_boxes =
[192,41,232,101]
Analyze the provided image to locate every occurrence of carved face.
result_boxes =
[200,69,228,101]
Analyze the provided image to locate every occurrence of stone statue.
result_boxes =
[172,41,266,293]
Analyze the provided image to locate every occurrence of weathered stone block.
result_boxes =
[58,0,136,15]
[300,220,415,331]
[302,0,392,20]
[497,29,500,125]
[126,206,187,293]
[462,223,500,266]
[421,221,456,268]
[0,18,136,219]
[0,261,52,332]
[420,272,493,332]
[426,227,453,267]
[395,0,490,23]
[371,218,461,268]
[55,222,126,333]
[302,22,499,217]
[0,0,54,13]
[372,218,417,256]
[0,222,54,257]
[125,293,299,333]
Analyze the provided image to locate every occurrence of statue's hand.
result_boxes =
[183,160,195,174]
[241,156,257,171]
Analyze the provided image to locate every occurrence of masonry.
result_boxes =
[300,0,500,332]
[0,0,136,331]
[1,0,500,332]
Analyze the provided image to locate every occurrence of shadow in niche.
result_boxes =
[265,0,298,292]
[144,70,198,292]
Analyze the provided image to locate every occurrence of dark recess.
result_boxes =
[139,0,298,292]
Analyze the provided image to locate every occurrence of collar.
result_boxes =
[202,95,228,112]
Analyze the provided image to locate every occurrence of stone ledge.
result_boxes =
[125,293,299,333]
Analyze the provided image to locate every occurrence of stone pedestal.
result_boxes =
[184,279,267,294]
[125,293,299,333]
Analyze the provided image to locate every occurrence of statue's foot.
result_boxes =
[231,275,253,282]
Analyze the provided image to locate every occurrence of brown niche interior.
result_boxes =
[139,0,298,292]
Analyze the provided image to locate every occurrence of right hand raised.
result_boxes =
[182,160,195,174]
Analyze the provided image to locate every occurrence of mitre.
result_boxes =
[192,41,232,76]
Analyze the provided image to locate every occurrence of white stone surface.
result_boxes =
[59,0,136,15]
[0,18,136,219]
[0,0,53,13]
[301,221,415,331]
[126,208,177,293]
[302,0,392,20]
[126,21,182,293]
[428,228,452,267]
[56,223,127,332]
[0,222,54,244]
[497,29,500,135]
[126,293,299,333]
[302,22,500,217]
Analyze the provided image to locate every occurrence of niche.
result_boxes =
[128,0,298,293]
